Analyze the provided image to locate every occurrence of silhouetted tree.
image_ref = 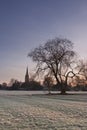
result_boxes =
[7,79,21,90]
[8,78,18,87]
[20,82,30,90]
[77,60,87,80]
[43,76,53,94]
[2,82,7,89]
[29,80,43,90]
[0,84,2,90]
[73,60,87,90]
[28,37,76,94]
[10,80,21,90]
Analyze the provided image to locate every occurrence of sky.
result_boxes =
[0,0,87,83]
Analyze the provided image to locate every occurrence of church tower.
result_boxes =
[25,67,29,83]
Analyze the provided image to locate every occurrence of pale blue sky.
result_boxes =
[0,0,87,83]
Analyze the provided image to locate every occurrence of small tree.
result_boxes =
[43,76,53,94]
[11,81,20,90]
[77,60,87,80]
[75,60,87,88]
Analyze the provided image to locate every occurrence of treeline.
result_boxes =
[0,80,43,91]
[0,80,87,91]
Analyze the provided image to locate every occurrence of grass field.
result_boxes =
[0,91,87,130]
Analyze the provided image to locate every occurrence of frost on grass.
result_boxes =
[0,91,87,130]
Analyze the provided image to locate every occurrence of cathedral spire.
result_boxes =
[25,66,29,83]
[26,67,28,76]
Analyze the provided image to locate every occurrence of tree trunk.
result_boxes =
[60,84,67,95]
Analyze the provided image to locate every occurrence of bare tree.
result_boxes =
[28,37,76,94]
[79,60,87,80]
[75,60,87,86]
[43,76,53,94]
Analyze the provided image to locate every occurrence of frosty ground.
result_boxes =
[0,91,87,130]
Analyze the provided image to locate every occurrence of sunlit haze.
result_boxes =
[0,0,87,83]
